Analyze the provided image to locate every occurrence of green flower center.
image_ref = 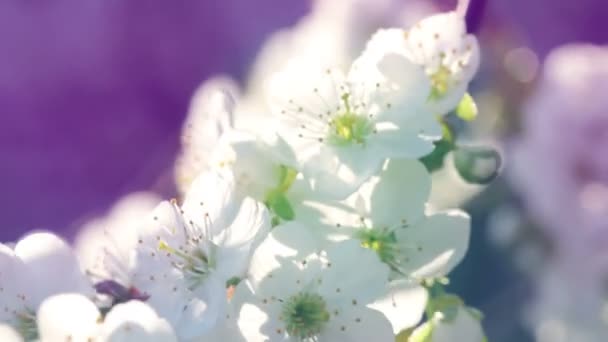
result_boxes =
[328,94,373,146]
[429,65,452,100]
[281,292,330,339]
[358,228,399,266]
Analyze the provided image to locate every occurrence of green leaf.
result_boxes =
[456,93,478,121]
[453,145,501,184]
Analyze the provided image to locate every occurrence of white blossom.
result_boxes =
[235,222,393,341]
[298,159,470,280]
[363,11,480,115]
[132,171,270,338]
[268,53,440,199]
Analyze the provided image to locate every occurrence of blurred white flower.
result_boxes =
[268,54,440,198]
[363,11,480,115]
[0,232,93,340]
[527,261,608,342]
[510,44,608,262]
[0,324,23,342]
[132,171,269,338]
[74,192,161,306]
[242,0,436,115]
[36,293,176,342]
[175,77,238,193]
[236,223,393,341]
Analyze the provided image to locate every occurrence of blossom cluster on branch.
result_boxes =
[0,5,488,342]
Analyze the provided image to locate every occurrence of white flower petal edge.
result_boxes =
[0,324,23,342]
[36,294,178,342]
[369,279,428,334]
[74,192,161,288]
[237,222,392,341]
[399,210,471,280]
[175,76,238,194]
[36,293,101,342]
[102,300,177,342]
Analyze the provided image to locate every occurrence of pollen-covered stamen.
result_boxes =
[357,227,399,266]
[280,292,330,339]
[327,94,374,146]
[357,225,424,274]
[429,65,452,100]
[158,240,215,290]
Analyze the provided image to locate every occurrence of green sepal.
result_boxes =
[408,322,434,342]
[266,190,295,221]
[395,327,415,342]
[226,276,241,288]
[419,120,456,173]
[277,165,298,193]
[456,93,478,121]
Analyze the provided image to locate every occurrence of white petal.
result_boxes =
[176,275,226,338]
[305,144,384,200]
[36,293,101,342]
[75,192,161,284]
[175,76,238,194]
[212,195,270,281]
[319,240,389,305]
[208,131,284,200]
[321,307,394,342]
[396,210,471,279]
[369,280,428,333]
[369,123,437,158]
[215,197,270,264]
[248,221,320,288]
[103,300,177,342]
[375,53,431,114]
[0,324,22,342]
[355,159,430,227]
[237,302,287,342]
[15,232,92,306]
[181,172,240,238]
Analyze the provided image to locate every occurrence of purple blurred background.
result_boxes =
[0,0,308,240]
[1,0,607,242]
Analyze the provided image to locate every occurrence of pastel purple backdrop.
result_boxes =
[1,0,606,241]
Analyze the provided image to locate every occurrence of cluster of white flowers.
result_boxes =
[0,6,487,342]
